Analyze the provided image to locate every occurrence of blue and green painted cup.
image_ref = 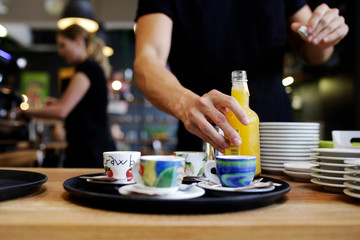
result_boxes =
[204,155,257,187]
[132,155,185,193]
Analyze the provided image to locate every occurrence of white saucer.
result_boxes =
[260,122,320,127]
[344,158,360,166]
[261,151,313,157]
[261,159,293,164]
[260,137,319,141]
[343,188,360,199]
[344,167,360,174]
[310,160,354,168]
[283,169,312,182]
[261,162,283,168]
[260,140,319,145]
[310,155,358,164]
[260,133,319,138]
[82,175,136,185]
[311,172,345,181]
[261,144,318,149]
[343,174,360,182]
[310,178,345,188]
[119,184,205,200]
[261,167,284,174]
[310,148,360,157]
[261,156,314,161]
[344,181,360,191]
[197,181,275,193]
[260,129,319,134]
[260,148,314,153]
[310,166,349,175]
[283,161,316,172]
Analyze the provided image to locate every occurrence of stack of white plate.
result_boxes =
[310,148,359,193]
[343,158,360,199]
[260,122,320,174]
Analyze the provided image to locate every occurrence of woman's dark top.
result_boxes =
[136,0,307,151]
[64,59,115,167]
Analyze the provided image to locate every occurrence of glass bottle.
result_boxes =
[225,70,261,176]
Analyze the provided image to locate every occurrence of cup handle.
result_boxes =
[204,161,220,184]
[131,160,143,185]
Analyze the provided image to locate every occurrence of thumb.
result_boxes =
[290,22,303,32]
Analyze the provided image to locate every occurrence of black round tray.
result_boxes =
[0,169,48,201]
[63,174,291,214]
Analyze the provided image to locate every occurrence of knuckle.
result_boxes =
[195,97,208,108]
[318,18,327,27]
[213,113,226,124]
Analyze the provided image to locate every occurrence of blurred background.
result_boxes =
[0,0,358,167]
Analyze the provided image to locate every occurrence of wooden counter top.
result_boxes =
[0,167,359,240]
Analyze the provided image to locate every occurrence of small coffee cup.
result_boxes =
[132,155,185,194]
[103,151,141,183]
[204,155,256,187]
[174,151,207,177]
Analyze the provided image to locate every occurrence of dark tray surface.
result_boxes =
[63,174,291,214]
[0,169,48,201]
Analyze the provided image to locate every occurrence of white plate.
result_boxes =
[260,129,319,134]
[260,122,320,126]
[197,181,275,193]
[83,175,136,185]
[260,137,319,142]
[261,163,283,168]
[343,174,360,182]
[284,162,316,172]
[260,140,319,145]
[344,167,360,174]
[343,188,360,199]
[310,148,360,157]
[283,169,312,181]
[310,166,349,175]
[261,159,294,164]
[311,172,345,181]
[344,158,360,166]
[311,178,345,189]
[310,160,354,168]
[344,181,360,191]
[261,151,313,157]
[260,133,319,138]
[261,144,318,149]
[261,148,315,153]
[261,156,314,161]
[119,184,205,200]
[310,155,360,164]
[261,167,284,174]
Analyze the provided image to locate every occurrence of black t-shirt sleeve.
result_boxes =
[135,0,173,21]
[284,0,307,18]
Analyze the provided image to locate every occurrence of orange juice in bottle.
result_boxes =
[225,70,261,176]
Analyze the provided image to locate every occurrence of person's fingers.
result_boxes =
[307,3,330,34]
[310,9,340,44]
[320,23,349,47]
[290,22,302,32]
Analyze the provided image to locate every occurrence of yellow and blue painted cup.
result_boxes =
[132,155,185,194]
[204,155,256,187]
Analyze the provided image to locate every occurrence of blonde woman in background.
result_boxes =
[22,24,116,168]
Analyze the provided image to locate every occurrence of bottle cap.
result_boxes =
[297,26,308,40]
[231,70,247,82]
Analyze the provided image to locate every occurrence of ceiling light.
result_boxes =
[57,0,99,33]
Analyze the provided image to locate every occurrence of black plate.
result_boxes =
[63,174,291,214]
[0,169,48,201]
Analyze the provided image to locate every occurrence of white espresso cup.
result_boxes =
[103,151,141,183]
[174,151,207,177]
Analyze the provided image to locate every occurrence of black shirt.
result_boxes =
[64,59,115,167]
[136,0,307,150]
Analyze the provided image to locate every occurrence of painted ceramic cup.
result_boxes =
[174,151,207,177]
[204,155,256,187]
[132,155,185,194]
[103,151,141,183]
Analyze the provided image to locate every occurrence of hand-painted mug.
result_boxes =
[174,151,207,177]
[103,151,141,183]
[204,155,256,187]
[132,155,185,194]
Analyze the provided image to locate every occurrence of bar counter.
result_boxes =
[0,167,359,240]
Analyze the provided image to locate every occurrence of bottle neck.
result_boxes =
[231,80,249,107]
